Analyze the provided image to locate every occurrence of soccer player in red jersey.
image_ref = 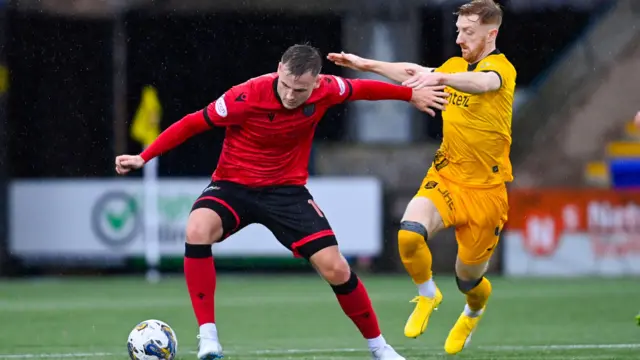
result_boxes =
[115,44,449,360]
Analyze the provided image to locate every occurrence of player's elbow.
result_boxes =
[477,82,493,93]
[468,80,497,94]
[479,73,501,93]
[484,81,501,93]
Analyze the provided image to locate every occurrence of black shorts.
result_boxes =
[191,180,338,259]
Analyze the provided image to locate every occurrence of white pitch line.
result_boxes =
[480,343,640,351]
[0,354,113,359]
[237,343,640,354]
[0,343,638,359]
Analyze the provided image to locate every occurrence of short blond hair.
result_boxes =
[455,0,503,26]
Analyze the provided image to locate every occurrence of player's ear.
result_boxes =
[487,27,499,42]
[314,76,322,89]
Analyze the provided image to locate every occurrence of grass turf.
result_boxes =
[0,274,638,359]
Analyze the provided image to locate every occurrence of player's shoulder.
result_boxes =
[436,57,467,72]
[444,56,468,66]
[232,73,277,93]
[477,52,516,92]
[305,74,351,103]
[481,52,516,74]
[225,73,278,104]
[319,74,349,93]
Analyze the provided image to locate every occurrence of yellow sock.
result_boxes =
[465,277,492,311]
[398,228,433,284]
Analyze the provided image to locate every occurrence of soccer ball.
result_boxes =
[127,319,178,360]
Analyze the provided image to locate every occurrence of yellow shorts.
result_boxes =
[415,166,509,265]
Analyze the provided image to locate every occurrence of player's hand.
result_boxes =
[403,69,443,90]
[115,154,145,175]
[634,111,640,129]
[326,52,370,71]
[410,85,449,117]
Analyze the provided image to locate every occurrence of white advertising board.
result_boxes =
[9,177,382,258]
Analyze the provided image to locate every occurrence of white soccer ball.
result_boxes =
[127,319,178,360]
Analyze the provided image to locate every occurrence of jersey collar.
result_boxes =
[272,76,285,107]
[467,48,501,71]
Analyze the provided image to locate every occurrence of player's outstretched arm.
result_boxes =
[404,70,501,94]
[327,52,433,83]
[345,78,449,117]
[114,111,211,175]
[437,71,501,94]
[115,86,248,175]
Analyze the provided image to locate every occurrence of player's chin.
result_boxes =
[283,102,300,110]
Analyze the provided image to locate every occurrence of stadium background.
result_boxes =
[0,0,639,359]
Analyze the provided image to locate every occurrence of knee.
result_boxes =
[455,267,477,281]
[329,269,360,295]
[186,213,222,245]
[455,262,489,293]
[316,254,351,285]
[455,258,488,281]
[456,275,484,293]
[398,221,428,257]
[309,246,351,285]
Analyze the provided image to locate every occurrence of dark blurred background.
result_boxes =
[2,0,639,279]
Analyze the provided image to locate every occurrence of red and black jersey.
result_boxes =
[140,72,412,187]
[203,73,356,186]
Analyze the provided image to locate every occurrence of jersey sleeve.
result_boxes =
[320,75,354,105]
[476,58,513,90]
[203,85,249,127]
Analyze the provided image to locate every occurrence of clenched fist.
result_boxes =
[115,154,145,175]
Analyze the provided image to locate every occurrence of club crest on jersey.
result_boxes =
[302,104,316,117]
[424,181,438,189]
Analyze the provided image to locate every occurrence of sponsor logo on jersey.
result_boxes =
[215,94,228,117]
[334,76,346,96]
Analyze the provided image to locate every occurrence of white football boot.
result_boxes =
[196,334,224,359]
[371,344,406,360]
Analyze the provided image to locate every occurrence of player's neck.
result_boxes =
[471,45,497,65]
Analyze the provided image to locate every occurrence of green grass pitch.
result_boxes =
[0,274,638,359]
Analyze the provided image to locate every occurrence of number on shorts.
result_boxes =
[308,199,325,218]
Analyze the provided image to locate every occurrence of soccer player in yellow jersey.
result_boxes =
[328,0,515,354]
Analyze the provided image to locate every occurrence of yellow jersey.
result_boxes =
[431,50,516,187]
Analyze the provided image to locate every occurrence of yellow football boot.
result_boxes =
[403,287,443,338]
[444,308,485,355]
